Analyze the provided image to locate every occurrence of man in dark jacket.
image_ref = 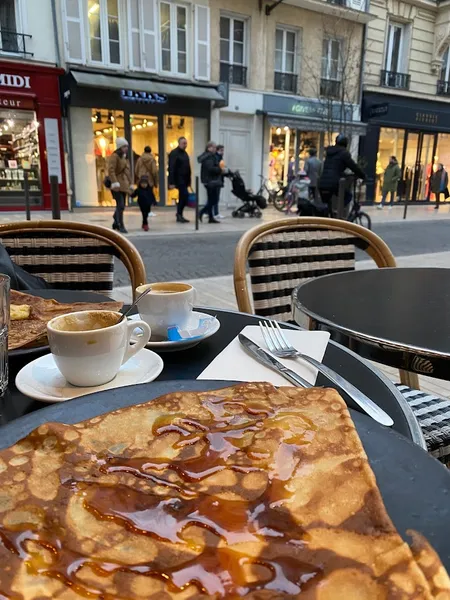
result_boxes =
[198,142,223,224]
[168,136,191,223]
[319,134,365,215]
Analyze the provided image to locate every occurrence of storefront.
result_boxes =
[61,71,224,208]
[362,92,450,204]
[0,62,66,210]
[261,94,366,185]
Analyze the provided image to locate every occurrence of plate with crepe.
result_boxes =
[0,380,449,598]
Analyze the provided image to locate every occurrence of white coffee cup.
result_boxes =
[136,282,195,338]
[47,310,151,387]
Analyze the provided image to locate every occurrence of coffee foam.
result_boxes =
[52,311,120,332]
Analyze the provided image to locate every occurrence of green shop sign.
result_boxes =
[263,94,353,122]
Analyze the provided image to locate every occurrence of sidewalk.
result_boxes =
[1,202,450,237]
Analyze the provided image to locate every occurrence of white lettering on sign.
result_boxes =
[0,74,31,89]
[0,99,22,107]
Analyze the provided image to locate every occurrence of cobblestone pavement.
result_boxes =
[114,219,450,286]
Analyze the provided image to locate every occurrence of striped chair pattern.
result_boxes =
[0,221,146,298]
[396,384,450,466]
[248,228,357,321]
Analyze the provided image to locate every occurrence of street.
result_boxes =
[114,219,450,286]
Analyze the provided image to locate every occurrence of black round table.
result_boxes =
[293,268,450,381]
[2,290,424,447]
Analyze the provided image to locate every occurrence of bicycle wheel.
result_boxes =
[351,211,372,230]
[273,195,289,212]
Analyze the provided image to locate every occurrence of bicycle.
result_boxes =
[346,180,372,230]
[256,175,287,208]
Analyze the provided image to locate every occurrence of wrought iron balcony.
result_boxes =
[0,31,33,57]
[380,70,410,90]
[326,0,367,10]
[220,62,247,87]
[320,78,341,99]
[274,72,298,93]
[437,80,450,96]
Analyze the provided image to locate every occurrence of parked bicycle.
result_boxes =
[256,175,287,207]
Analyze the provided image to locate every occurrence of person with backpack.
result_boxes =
[135,146,158,217]
[108,137,132,234]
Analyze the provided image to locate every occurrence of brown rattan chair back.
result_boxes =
[0,221,146,299]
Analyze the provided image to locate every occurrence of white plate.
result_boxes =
[15,349,164,403]
[129,311,220,352]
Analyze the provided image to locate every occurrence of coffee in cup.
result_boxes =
[136,282,195,338]
[47,310,151,387]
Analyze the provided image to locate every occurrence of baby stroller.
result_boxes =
[228,171,267,218]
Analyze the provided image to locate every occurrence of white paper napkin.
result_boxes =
[198,326,330,386]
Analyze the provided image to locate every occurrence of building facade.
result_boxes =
[362,0,450,204]
[56,0,225,208]
[0,0,67,211]
[209,0,370,207]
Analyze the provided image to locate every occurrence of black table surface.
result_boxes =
[294,268,450,379]
[3,290,424,447]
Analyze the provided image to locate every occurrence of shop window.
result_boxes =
[321,39,341,98]
[166,116,194,206]
[0,0,19,54]
[220,15,247,87]
[0,110,42,205]
[160,2,188,75]
[91,109,124,206]
[376,128,405,202]
[274,28,297,93]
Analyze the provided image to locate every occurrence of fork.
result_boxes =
[259,320,394,427]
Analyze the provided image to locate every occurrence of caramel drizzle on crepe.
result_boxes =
[8,290,123,350]
[0,383,448,598]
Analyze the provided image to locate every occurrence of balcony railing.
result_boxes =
[274,72,298,93]
[220,62,247,87]
[326,0,367,10]
[437,80,450,96]
[0,30,33,57]
[380,70,410,90]
[320,78,341,99]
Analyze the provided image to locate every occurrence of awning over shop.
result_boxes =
[70,70,224,102]
[265,112,367,136]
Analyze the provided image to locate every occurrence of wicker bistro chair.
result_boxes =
[0,221,146,299]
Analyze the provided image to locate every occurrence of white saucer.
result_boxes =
[15,349,164,403]
[129,311,220,352]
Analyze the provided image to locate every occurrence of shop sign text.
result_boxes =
[0,96,34,109]
[0,74,31,90]
[120,89,168,104]
[415,112,438,125]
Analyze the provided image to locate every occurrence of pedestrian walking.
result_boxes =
[108,137,132,234]
[378,156,401,210]
[214,144,225,219]
[319,134,365,216]
[198,141,224,224]
[135,146,158,217]
[168,136,191,223]
[131,176,156,232]
[304,148,322,201]
[430,163,449,210]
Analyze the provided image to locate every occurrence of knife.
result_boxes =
[239,333,312,389]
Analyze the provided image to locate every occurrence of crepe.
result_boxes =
[0,383,448,599]
[8,290,123,351]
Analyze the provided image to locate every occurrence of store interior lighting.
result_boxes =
[178,118,185,129]
[276,127,282,135]
[107,112,114,124]
[167,117,173,129]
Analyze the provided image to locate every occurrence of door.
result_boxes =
[409,132,437,201]
[219,116,252,207]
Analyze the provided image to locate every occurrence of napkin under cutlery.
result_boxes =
[198,326,330,386]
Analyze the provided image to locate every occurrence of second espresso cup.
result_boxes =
[136,282,195,338]
[47,310,151,387]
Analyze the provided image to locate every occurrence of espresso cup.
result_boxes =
[47,310,151,387]
[136,282,195,338]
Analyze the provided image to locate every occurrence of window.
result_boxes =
[322,38,341,81]
[0,0,19,53]
[159,2,187,75]
[274,27,297,92]
[441,47,450,82]
[385,23,405,73]
[129,0,157,72]
[220,16,247,86]
[86,0,121,65]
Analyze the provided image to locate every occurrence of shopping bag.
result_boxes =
[187,191,197,208]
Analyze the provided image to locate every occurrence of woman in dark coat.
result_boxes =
[197,141,223,224]
[430,163,449,210]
